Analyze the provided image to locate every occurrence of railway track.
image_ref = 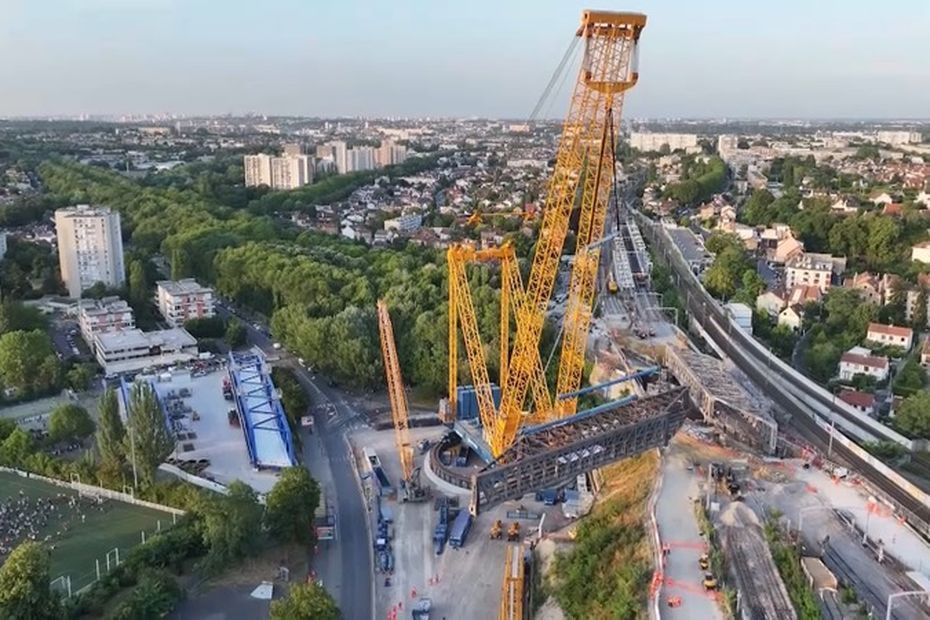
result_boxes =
[722,518,795,619]
[822,541,887,617]
[637,216,930,531]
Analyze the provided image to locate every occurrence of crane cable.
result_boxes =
[528,36,581,122]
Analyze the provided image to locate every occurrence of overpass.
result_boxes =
[430,387,693,513]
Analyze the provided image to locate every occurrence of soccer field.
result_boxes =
[0,471,176,591]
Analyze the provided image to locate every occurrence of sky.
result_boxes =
[1,0,929,119]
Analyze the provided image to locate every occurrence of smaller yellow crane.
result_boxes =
[377,300,429,502]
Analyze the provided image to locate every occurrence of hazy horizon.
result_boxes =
[2,0,929,120]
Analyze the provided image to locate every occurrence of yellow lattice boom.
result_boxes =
[495,10,646,453]
[377,299,414,482]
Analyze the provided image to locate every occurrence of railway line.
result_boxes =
[636,213,930,534]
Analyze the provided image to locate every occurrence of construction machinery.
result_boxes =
[447,10,647,457]
[703,572,718,591]
[506,521,521,542]
[377,300,429,502]
[699,553,710,570]
[490,519,503,540]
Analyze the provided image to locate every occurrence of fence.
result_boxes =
[0,466,185,515]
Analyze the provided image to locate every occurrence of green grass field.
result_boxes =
[0,471,175,592]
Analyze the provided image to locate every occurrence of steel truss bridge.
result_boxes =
[431,387,693,513]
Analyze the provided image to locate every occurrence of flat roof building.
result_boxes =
[77,296,135,351]
[95,327,197,377]
[156,279,216,327]
[55,205,126,298]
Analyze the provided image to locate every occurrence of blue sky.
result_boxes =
[1,0,928,119]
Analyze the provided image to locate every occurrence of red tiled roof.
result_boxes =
[840,352,888,370]
[838,389,875,409]
[867,322,913,339]
[882,203,904,216]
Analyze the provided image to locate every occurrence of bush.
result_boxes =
[105,568,184,620]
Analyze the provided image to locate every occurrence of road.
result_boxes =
[218,304,373,620]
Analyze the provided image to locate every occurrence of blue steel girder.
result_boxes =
[471,387,692,510]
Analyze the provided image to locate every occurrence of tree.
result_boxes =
[0,542,61,620]
[265,467,321,545]
[913,288,928,331]
[0,428,36,466]
[96,387,126,467]
[269,582,340,620]
[48,404,95,443]
[224,318,247,349]
[895,391,930,439]
[128,259,149,308]
[183,316,226,339]
[125,383,174,487]
[893,359,927,397]
[64,363,95,392]
[109,568,183,620]
[0,329,59,397]
[0,418,15,442]
[0,301,47,335]
[196,480,263,568]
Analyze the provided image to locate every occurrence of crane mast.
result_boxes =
[377,299,428,501]
[495,11,645,451]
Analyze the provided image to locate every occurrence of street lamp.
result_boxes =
[886,590,928,620]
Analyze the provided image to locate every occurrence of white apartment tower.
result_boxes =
[244,154,273,187]
[55,205,126,298]
[244,153,313,190]
[331,141,348,174]
[377,140,408,167]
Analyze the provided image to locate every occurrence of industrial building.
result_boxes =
[156,278,216,327]
[54,204,126,298]
[95,327,198,377]
[77,296,135,352]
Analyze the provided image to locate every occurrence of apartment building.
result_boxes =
[629,132,699,152]
[876,131,922,146]
[55,205,126,298]
[244,153,313,190]
[384,212,423,234]
[785,254,834,292]
[156,279,216,327]
[377,140,408,167]
[77,297,135,351]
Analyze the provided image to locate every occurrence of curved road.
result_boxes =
[220,305,373,620]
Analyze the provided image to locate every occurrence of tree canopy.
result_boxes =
[265,467,321,545]
[896,391,930,439]
[125,383,174,487]
[48,404,95,443]
[269,582,340,620]
[0,542,61,620]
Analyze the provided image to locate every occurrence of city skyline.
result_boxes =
[1,0,929,119]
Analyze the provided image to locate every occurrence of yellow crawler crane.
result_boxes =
[447,10,647,456]
[376,300,428,502]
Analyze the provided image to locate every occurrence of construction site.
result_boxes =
[339,9,930,620]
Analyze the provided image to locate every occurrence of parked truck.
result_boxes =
[448,510,473,549]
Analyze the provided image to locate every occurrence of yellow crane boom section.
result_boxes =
[377,299,414,482]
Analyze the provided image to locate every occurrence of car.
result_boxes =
[298,358,306,367]
[272,342,282,350]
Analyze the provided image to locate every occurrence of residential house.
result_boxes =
[870,191,894,206]
[921,339,930,367]
[916,191,930,207]
[787,284,823,307]
[845,272,883,306]
[785,254,834,292]
[756,289,788,318]
[830,197,858,214]
[770,236,804,265]
[866,322,914,350]
[778,305,803,331]
[837,389,877,416]
[882,203,905,217]
[912,241,930,264]
[838,347,889,382]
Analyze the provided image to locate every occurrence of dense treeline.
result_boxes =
[39,161,512,394]
[663,156,727,206]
